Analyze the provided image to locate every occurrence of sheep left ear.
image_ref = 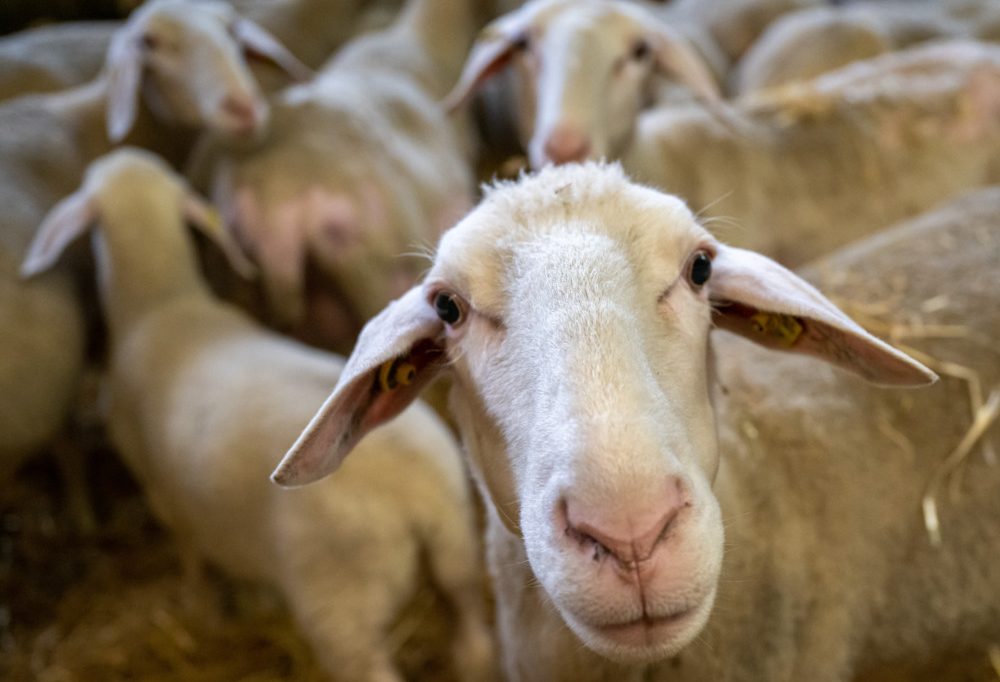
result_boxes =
[649,23,721,102]
[232,18,314,82]
[271,286,447,487]
[105,31,144,142]
[709,244,937,386]
[443,13,524,112]
[21,190,97,278]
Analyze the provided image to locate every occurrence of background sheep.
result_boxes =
[191,0,478,350]
[445,0,724,169]
[274,163,1000,681]
[0,21,117,102]
[732,0,1000,94]
[0,0,305,513]
[23,148,496,682]
[624,40,1000,265]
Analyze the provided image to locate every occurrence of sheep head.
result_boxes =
[105,0,312,142]
[445,0,720,169]
[273,163,934,664]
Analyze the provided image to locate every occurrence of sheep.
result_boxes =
[21,147,497,682]
[0,0,307,487]
[271,162,1000,681]
[444,0,725,169]
[663,0,824,62]
[622,40,1000,266]
[731,0,1000,94]
[190,0,479,351]
[0,21,116,103]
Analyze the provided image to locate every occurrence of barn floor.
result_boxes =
[0,441,458,682]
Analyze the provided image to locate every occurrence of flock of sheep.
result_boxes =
[1,0,999,680]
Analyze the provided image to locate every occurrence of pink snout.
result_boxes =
[543,125,592,165]
[562,475,689,576]
[219,93,265,135]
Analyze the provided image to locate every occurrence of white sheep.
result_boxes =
[664,0,823,62]
[0,0,307,484]
[22,147,497,682]
[0,22,116,102]
[445,0,724,169]
[190,0,479,351]
[731,0,1000,94]
[623,40,1000,265]
[272,163,1000,680]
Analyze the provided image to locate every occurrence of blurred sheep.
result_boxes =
[23,148,497,682]
[0,0,305,487]
[733,0,1000,93]
[191,0,479,351]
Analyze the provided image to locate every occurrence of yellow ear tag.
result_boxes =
[750,312,803,347]
[378,358,417,392]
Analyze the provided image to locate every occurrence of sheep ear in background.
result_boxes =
[105,30,143,143]
[182,190,257,280]
[442,17,520,111]
[649,23,721,102]
[232,18,314,83]
[21,190,97,278]
[272,286,447,487]
[709,244,936,386]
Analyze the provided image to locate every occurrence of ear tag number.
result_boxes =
[378,357,417,392]
[750,312,803,347]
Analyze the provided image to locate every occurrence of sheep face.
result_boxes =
[428,166,725,662]
[272,163,933,666]
[105,0,310,142]
[445,0,719,169]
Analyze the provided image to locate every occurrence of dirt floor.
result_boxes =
[0,439,460,682]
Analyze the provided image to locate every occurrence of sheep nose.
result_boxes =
[543,125,592,165]
[563,476,689,566]
[221,94,262,133]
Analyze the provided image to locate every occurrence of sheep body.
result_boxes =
[271,163,996,681]
[28,148,495,682]
[732,0,1000,93]
[193,0,477,350]
[0,21,115,102]
[624,40,1000,265]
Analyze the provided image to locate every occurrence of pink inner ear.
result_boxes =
[443,36,516,111]
[359,339,447,433]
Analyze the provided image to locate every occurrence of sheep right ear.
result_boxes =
[21,190,97,278]
[182,188,257,280]
[271,286,447,487]
[443,15,524,111]
[106,31,144,143]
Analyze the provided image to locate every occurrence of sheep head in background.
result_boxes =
[272,163,934,665]
[445,0,721,168]
[105,0,312,142]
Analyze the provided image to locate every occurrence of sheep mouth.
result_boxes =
[563,591,716,662]
[591,606,696,645]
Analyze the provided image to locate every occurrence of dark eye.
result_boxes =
[688,251,712,286]
[512,32,530,52]
[140,33,159,50]
[631,39,651,61]
[434,291,463,325]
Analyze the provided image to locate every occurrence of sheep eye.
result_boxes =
[140,33,159,50]
[512,33,530,52]
[631,39,651,61]
[434,292,463,325]
[688,251,712,286]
